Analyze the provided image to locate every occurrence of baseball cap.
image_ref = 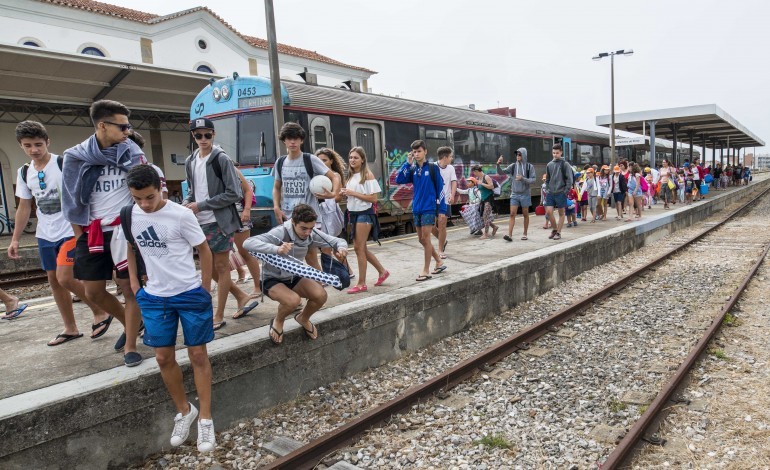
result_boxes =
[467,177,477,185]
[190,118,215,131]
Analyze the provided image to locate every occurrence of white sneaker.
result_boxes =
[170,403,198,447]
[197,418,216,453]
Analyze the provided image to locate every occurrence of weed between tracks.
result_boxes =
[475,433,512,449]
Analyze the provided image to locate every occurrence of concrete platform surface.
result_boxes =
[0,175,767,468]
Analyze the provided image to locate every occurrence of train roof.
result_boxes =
[282,80,610,143]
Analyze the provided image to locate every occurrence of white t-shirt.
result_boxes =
[15,155,73,242]
[193,154,216,225]
[272,154,330,216]
[88,165,132,229]
[438,163,457,202]
[345,172,382,212]
[121,202,206,297]
[691,166,700,181]
[650,168,660,184]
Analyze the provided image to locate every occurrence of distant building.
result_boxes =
[755,154,770,169]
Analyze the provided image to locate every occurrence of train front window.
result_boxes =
[211,117,237,159]
[238,112,276,164]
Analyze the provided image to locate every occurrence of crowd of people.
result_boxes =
[0,98,754,452]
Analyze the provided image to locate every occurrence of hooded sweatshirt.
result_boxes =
[242,220,347,281]
[183,147,243,234]
[395,160,446,215]
[61,135,145,226]
[497,147,535,195]
[546,157,574,195]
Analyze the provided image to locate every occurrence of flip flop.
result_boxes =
[213,321,227,331]
[268,319,283,345]
[521,236,528,240]
[294,313,318,340]
[233,300,259,319]
[91,315,114,339]
[431,265,447,275]
[1,304,28,320]
[415,275,432,282]
[47,333,84,346]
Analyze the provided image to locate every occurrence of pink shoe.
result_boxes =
[347,285,368,294]
[374,270,390,286]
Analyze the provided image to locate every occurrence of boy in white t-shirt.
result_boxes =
[7,121,112,345]
[431,147,457,259]
[123,164,217,453]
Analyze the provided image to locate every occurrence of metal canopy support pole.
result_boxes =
[671,123,678,167]
[610,53,616,167]
[648,120,657,166]
[688,131,694,164]
[264,0,285,158]
[701,134,707,167]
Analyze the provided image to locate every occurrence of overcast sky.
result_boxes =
[130,0,769,155]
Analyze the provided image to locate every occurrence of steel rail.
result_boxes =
[263,187,770,470]
[0,271,49,290]
[602,231,770,468]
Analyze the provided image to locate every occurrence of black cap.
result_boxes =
[190,118,215,131]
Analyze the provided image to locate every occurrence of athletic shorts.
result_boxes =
[136,286,214,348]
[56,237,77,267]
[74,231,129,281]
[261,276,302,295]
[613,193,625,204]
[509,193,532,208]
[38,236,72,271]
[200,222,234,254]
[545,192,567,209]
[413,212,436,227]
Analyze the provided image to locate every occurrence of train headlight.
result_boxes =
[212,87,221,101]
[221,85,230,100]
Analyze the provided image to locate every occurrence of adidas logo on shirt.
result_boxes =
[136,226,167,249]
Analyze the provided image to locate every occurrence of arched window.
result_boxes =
[19,37,44,47]
[23,41,40,47]
[81,47,105,57]
[196,65,213,73]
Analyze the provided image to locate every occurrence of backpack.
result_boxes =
[639,175,649,192]
[191,150,242,228]
[275,153,316,181]
[20,155,64,189]
[119,203,147,285]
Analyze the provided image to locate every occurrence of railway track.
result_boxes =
[0,270,49,290]
[258,187,770,469]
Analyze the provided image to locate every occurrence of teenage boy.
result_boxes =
[431,147,457,258]
[9,121,112,345]
[61,99,146,366]
[271,122,338,270]
[497,147,536,241]
[123,165,216,452]
[544,143,573,241]
[395,140,446,281]
[243,204,347,345]
[183,118,254,331]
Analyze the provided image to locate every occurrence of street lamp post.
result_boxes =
[593,49,633,167]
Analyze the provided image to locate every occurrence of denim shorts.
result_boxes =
[38,236,72,271]
[136,286,214,348]
[509,193,532,208]
[545,192,567,209]
[413,212,436,227]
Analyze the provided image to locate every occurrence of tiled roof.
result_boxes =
[37,0,376,74]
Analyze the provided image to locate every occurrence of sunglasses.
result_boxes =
[102,121,132,132]
[194,133,213,140]
[37,171,46,190]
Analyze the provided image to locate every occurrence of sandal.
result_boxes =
[347,285,368,294]
[521,235,528,240]
[293,313,318,340]
[213,321,227,331]
[233,300,259,319]
[415,275,432,282]
[431,265,447,275]
[48,333,83,346]
[91,314,114,339]
[268,319,283,345]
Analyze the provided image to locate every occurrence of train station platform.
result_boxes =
[2,175,769,468]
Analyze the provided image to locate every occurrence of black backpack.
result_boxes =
[20,155,64,188]
[120,203,147,285]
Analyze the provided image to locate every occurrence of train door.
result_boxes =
[351,120,385,193]
[308,114,332,152]
[553,136,572,164]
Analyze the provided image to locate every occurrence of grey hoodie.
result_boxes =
[546,157,574,195]
[242,220,347,281]
[497,147,535,194]
[183,147,243,234]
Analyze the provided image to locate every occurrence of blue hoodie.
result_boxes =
[395,161,446,215]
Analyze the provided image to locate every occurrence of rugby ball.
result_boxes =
[309,175,332,196]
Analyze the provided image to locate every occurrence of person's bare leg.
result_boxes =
[507,205,518,238]
[235,231,261,295]
[556,208,566,233]
[521,208,530,237]
[212,251,233,323]
[83,280,126,326]
[265,284,301,344]
[188,345,212,419]
[156,346,189,414]
[546,206,557,231]
[417,225,435,277]
[116,277,139,354]
[47,270,79,337]
[354,223,371,286]
[0,288,19,312]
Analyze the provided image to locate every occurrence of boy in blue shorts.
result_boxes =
[123,165,217,453]
[396,140,446,281]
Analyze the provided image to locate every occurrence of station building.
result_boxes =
[0,0,375,217]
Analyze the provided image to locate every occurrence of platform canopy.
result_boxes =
[596,104,764,148]
[0,43,212,115]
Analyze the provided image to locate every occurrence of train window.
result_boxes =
[212,117,237,160]
[238,112,275,164]
[476,132,507,163]
[356,128,377,163]
[425,130,446,140]
[313,126,328,151]
[423,127,449,160]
